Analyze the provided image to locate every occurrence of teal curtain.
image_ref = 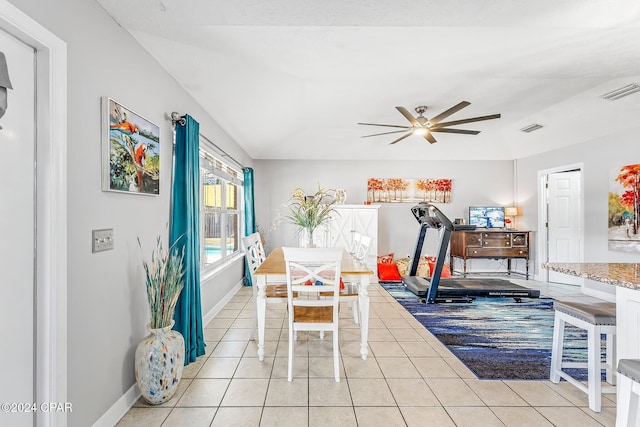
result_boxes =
[243,167,256,286]
[170,114,205,365]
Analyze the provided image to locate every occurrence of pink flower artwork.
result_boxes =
[367,178,452,203]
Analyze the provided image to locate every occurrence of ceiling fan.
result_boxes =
[358,101,501,144]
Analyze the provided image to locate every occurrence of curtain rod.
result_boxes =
[170,111,246,170]
[199,132,246,170]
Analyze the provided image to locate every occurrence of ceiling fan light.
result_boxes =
[601,83,640,100]
[413,128,427,136]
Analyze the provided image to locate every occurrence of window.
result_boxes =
[200,142,243,271]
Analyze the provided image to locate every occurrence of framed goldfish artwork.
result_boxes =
[102,97,160,195]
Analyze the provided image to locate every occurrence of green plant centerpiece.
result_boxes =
[134,236,186,405]
[285,185,337,247]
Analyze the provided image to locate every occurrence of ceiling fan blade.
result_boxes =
[434,113,501,128]
[395,107,420,126]
[361,129,411,138]
[430,128,480,135]
[428,101,470,125]
[423,132,437,144]
[389,132,413,145]
[358,122,412,129]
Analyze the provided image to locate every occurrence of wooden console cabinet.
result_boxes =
[450,230,530,279]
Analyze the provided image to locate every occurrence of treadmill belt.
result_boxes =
[402,276,540,299]
[441,278,531,290]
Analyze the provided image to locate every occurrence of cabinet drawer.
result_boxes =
[511,233,528,247]
[466,248,528,258]
[465,233,482,247]
[481,234,511,248]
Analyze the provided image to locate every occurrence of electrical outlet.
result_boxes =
[92,229,114,252]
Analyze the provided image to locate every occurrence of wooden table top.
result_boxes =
[254,247,373,276]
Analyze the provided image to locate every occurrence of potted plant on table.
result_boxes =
[285,185,337,247]
[134,236,186,405]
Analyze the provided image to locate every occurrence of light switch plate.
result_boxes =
[92,229,114,252]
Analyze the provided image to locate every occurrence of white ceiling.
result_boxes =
[96,0,640,160]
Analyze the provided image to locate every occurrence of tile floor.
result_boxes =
[116,278,617,426]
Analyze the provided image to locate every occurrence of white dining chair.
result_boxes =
[242,232,289,341]
[319,277,360,325]
[336,234,373,325]
[355,234,372,262]
[349,232,363,255]
[283,247,343,382]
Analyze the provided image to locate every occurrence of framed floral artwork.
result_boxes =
[102,97,160,195]
[608,163,639,253]
[367,178,452,203]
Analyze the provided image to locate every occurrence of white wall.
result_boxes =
[9,1,251,426]
[254,159,514,260]
[516,125,640,278]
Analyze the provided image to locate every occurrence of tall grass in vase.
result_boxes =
[285,186,337,247]
[139,236,185,329]
[135,236,186,405]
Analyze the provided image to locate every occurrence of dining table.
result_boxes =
[253,247,374,361]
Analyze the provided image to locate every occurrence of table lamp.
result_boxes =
[505,206,519,230]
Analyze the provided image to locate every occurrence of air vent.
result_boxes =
[520,124,543,133]
[602,83,640,100]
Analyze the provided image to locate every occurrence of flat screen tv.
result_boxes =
[469,206,505,229]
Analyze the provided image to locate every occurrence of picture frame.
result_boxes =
[608,163,640,253]
[367,177,452,203]
[101,97,160,195]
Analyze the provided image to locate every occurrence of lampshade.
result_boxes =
[505,207,518,216]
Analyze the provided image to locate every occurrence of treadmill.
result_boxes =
[402,202,540,303]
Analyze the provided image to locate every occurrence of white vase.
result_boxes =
[134,320,185,405]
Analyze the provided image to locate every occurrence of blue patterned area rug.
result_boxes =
[380,281,593,380]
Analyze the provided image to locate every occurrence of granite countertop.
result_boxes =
[542,262,640,290]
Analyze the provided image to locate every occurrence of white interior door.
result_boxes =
[0,29,36,427]
[546,170,583,284]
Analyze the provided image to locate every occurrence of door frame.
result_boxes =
[537,163,584,282]
[0,2,67,426]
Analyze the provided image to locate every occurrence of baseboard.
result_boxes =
[91,383,139,427]
[202,278,245,326]
[92,279,244,426]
